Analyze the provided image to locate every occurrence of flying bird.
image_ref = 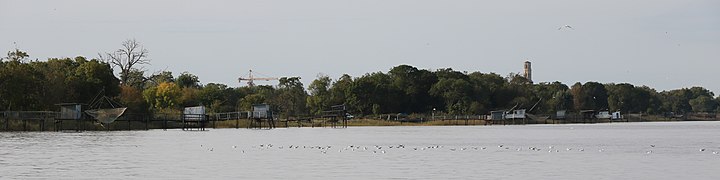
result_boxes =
[558,25,574,30]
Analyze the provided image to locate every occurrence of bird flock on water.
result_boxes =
[196,143,720,157]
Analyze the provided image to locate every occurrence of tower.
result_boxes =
[523,61,532,84]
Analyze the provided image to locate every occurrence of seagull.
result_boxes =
[558,25,574,30]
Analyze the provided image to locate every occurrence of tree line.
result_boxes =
[2,40,719,118]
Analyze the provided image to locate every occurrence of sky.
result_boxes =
[1,0,719,94]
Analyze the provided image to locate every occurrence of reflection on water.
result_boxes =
[1,122,719,179]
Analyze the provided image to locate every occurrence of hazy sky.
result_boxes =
[1,0,719,94]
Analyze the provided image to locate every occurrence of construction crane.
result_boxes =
[238,70,279,87]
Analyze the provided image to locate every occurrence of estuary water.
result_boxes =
[1,121,719,179]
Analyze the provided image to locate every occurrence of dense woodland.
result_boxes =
[2,41,719,118]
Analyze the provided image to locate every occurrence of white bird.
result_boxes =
[558,25,574,30]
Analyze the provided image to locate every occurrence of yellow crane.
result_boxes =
[238,70,279,87]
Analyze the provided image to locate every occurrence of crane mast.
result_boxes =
[238,70,278,87]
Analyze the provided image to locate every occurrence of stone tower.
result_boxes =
[523,61,532,83]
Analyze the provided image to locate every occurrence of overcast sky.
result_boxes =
[1,0,719,94]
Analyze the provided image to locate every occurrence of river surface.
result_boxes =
[1,121,719,179]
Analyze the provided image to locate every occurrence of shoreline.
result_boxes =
[1,117,717,132]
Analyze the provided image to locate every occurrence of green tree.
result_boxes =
[176,72,200,88]
[5,49,29,62]
[197,83,241,112]
[469,72,509,111]
[119,85,149,114]
[0,58,42,110]
[430,78,473,114]
[144,82,181,109]
[329,74,353,106]
[570,82,608,111]
[661,89,693,113]
[273,77,307,118]
[388,65,438,113]
[72,58,121,102]
[689,95,717,113]
[239,93,266,111]
[532,82,570,114]
[147,71,174,87]
[306,74,332,115]
[348,72,392,115]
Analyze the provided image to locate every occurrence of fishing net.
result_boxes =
[85,89,127,124]
[85,107,127,124]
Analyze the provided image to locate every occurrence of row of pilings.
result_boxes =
[0,111,349,131]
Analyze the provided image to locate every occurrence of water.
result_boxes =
[2,121,719,179]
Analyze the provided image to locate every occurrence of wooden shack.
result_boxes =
[182,106,207,131]
[250,104,275,129]
[55,103,86,131]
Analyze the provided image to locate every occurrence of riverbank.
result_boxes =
[2,116,715,131]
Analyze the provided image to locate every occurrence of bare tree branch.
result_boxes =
[99,39,150,85]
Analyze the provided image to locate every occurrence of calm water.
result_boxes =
[1,121,719,179]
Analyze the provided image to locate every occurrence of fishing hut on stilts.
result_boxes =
[182,106,208,131]
[321,104,348,128]
[54,103,85,131]
[249,104,275,129]
[54,89,127,131]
